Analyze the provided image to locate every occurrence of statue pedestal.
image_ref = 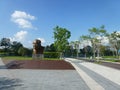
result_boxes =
[32,54,44,60]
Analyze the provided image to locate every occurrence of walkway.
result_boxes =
[65,58,120,90]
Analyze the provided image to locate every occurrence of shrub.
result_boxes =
[44,52,60,58]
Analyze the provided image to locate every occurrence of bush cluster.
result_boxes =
[44,52,60,58]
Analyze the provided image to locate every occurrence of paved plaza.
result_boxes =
[0,58,120,90]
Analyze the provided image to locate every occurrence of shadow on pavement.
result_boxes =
[0,77,23,90]
[0,65,7,69]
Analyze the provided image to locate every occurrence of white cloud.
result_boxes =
[14,30,28,41]
[9,37,15,43]
[11,11,35,20]
[101,36,109,45]
[14,18,32,28]
[80,40,92,49]
[96,36,109,45]
[11,10,36,29]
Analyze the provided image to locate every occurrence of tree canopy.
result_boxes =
[53,26,71,52]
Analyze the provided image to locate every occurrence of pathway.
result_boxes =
[65,58,120,90]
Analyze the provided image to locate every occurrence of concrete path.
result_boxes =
[0,58,90,90]
[65,58,120,90]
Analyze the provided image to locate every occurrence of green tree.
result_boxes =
[88,25,107,59]
[99,45,106,56]
[109,31,120,58]
[69,41,75,57]
[69,41,80,58]
[83,45,92,58]
[104,46,112,56]
[0,38,11,55]
[11,41,23,55]
[53,26,71,58]
[80,35,91,58]
[18,47,28,56]
[45,43,56,52]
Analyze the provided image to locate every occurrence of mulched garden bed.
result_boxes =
[2,60,75,70]
[100,62,120,70]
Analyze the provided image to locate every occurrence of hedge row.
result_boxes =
[0,52,61,58]
[44,52,61,58]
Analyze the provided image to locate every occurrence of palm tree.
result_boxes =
[69,41,80,58]
[109,31,120,58]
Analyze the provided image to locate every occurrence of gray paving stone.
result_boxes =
[9,70,90,90]
[75,63,120,90]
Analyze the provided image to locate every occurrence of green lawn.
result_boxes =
[104,59,120,62]
[1,56,61,60]
[2,56,32,60]
[102,56,117,58]
[102,56,120,62]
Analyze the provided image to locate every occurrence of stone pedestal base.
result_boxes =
[32,54,44,60]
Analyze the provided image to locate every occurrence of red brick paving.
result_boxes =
[2,60,75,70]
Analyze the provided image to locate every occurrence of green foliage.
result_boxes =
[11,41,23,55]
[0,38,11,48]
[44,52,60,58]
[0,38,11,54]
[18,47,26,56]
[83,46,93,57]
[18,47,32,56]
[103,56,116,58]
[2,56,61,60]
[109,31,120,57]
[53,26,71,52]
[88,25,107,39]
[45,43,56,52]
[88,25,108,58]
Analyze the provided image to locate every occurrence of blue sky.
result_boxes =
[0,0,120,48]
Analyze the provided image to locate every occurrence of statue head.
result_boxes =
[33,39,44,54]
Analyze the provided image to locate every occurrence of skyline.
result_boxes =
[0,0,120,48]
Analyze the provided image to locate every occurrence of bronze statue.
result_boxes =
[32,39,44,59]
